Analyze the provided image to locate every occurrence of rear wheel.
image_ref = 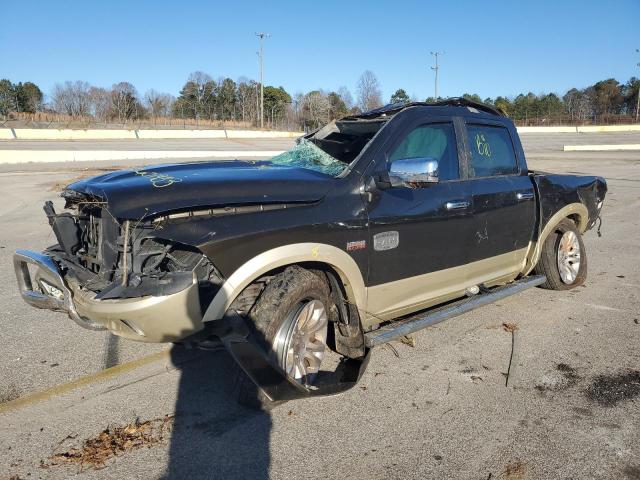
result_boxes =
[534,219,587,290]
[232,266,332,409]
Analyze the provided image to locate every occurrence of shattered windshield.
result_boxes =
[268,139,347,177]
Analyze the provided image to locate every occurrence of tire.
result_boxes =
[232,266,332,410]
[534,218,587,290]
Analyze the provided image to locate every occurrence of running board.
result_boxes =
[364,275,546,347]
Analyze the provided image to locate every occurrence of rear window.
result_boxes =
[466,124,518,177]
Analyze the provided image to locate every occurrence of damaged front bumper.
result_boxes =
[13,249,205,342]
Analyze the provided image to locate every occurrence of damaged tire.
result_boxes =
[232,266,332,409]
[534,219,587,290]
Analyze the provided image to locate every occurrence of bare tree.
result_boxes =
[110,82,140,122]
[337,86,354,110]
[89,87,111,122]
[145,89,174,122]
[184,71,215,120]
[356,70,382,112]
[301,90,331,129]
[51,81,92,117]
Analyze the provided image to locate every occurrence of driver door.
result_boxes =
[365,118,476,320]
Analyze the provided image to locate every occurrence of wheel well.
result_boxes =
[566,213,586,232]
[228,261,355,317]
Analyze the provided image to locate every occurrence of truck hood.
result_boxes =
[64,160,337,219]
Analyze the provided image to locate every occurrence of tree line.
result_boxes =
[1,71,638,129]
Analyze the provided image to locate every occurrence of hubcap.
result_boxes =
[273,300,328,385]
[557,230,581,284]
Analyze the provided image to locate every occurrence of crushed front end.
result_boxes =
[14,190,222,342]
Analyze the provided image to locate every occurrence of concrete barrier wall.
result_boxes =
[517,126,578,133]
[563,144,640,151]
[0,129,16,140]
[0,128,303,140]
[0,150,285,164]
[517,125,640,133]
[2,126,639,140]
[575,125,640,133]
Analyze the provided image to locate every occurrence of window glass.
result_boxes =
[466,124,518,177]
[389,123,459,181]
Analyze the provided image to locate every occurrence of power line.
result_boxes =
[430,51,445,100]
[255,32,271,128]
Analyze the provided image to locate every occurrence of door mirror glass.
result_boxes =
[388,158,439,187]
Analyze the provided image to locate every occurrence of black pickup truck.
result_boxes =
[14,99,606,408]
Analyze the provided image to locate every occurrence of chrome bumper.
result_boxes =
[13,249,205,342]
[13,249,106,331]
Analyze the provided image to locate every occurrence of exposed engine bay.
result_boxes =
[43,194,222,307]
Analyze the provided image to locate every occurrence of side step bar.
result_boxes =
[364,275,546,347]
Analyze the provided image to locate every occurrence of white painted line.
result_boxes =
[0,150,284,164]
[563,144,640,152]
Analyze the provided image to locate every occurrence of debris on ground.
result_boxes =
[503,461,526,479]
[502,323,518,387]
[383,343,400,358]
[585,370,640,407]
[502,323,518,333]
[45,415,174,471]
[400,335,416,347]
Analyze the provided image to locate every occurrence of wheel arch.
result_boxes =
[522,202,588,276]
[202,243,367,323]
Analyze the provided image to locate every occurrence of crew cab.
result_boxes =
[14,99,607,408]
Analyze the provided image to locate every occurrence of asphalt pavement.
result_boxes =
[0,133,639,479]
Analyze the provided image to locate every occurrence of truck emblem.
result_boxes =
[346,240,366,252]
[373,231,399,251]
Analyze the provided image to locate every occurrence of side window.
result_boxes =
[389,123,459,181]
[466,124,518,177]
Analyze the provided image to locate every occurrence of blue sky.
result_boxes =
[1,0,639,103]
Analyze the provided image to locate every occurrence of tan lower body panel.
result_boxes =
[364,248,528,326]
[69,279,204,343]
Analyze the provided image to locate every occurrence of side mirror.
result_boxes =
[388,158,439,188]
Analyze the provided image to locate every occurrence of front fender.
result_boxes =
[202,243,367,323]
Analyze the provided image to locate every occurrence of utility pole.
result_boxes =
[430,51,444,100]
[256,32,271,128]
[636,49,640,123]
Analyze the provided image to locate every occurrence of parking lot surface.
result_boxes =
[0,133,639,479]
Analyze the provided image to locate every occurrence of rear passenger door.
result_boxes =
[462,121,536,275]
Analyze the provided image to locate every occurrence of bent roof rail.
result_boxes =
[347,97,506,120]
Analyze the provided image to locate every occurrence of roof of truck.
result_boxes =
[345,97,506,121]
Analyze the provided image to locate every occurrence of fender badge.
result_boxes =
[346,240,366,252]
[373,231,399,251]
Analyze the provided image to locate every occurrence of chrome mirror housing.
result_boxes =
[388,158,439,187]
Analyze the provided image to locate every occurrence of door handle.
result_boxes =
[516,192,535,201]
[445,201,470,210]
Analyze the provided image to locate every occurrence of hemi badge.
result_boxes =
[346,240,366,252]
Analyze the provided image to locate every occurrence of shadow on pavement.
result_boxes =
[162,345,271,480]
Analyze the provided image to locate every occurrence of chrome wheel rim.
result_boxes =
[273,299,328,385]
[557,230,581,284]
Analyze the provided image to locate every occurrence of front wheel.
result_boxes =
[232,266,332,409]
[534,219,587,290]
